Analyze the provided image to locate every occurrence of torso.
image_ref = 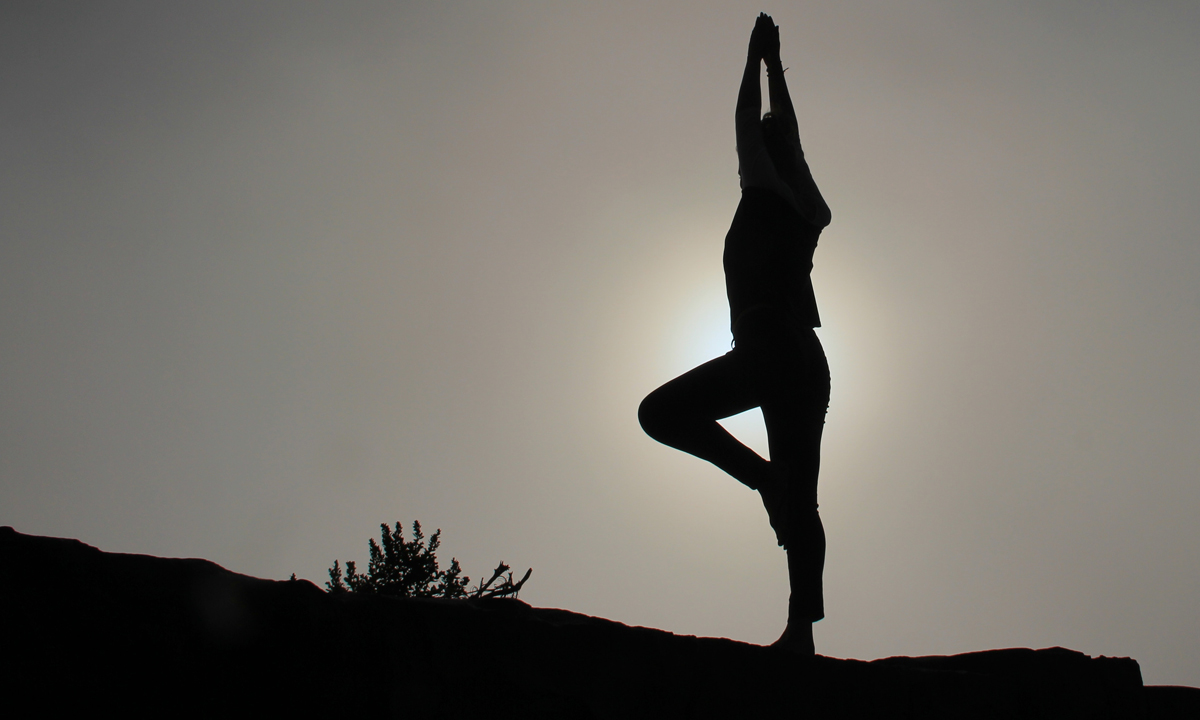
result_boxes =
[723,186,822,339]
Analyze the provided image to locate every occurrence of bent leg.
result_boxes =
[638,350,770,490]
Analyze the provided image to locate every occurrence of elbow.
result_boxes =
[813,203,832,228]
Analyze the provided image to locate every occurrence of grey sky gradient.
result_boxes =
[3,1,1198,685]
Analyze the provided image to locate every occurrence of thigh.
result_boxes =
[642,348,764,422]
[760,334,830,482]
[763,335,829,423]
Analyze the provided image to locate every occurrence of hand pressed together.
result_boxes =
[748,12,780,62]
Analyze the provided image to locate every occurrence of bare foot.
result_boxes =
[771,622,815,656]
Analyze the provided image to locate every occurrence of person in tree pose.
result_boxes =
[638,13,832,655]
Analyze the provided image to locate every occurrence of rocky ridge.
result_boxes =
[1,527,1195,718]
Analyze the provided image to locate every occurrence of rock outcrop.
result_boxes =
[1,527,1194,718]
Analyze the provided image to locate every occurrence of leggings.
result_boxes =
[638,316,829,621]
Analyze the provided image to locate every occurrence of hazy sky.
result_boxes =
[3,1,1198,686]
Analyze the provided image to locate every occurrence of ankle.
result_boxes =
[772,621,815,655]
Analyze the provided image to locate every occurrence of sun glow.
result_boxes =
[667,277,731,372]
[653,239,904,497]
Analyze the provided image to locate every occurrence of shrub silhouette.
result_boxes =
[326,520,530,599]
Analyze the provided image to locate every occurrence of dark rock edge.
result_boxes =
[1,526,1195,718]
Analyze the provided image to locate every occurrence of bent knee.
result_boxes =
[638,393,664,440]
[638,391,678,443]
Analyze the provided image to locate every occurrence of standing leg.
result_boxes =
[759,329,830,652]
[764,396,827,625]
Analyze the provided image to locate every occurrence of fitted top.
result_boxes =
[723,186,823,336]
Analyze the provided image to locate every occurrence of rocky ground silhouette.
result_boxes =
[1,526,1195,718]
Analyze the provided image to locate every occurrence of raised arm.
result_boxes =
[735,16,770,159]
[736,14,830,226]
[765,55,799,144]
[763,16,831,227]
[736,15,781,192]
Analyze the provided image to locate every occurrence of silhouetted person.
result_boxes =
[639,13,831,655]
